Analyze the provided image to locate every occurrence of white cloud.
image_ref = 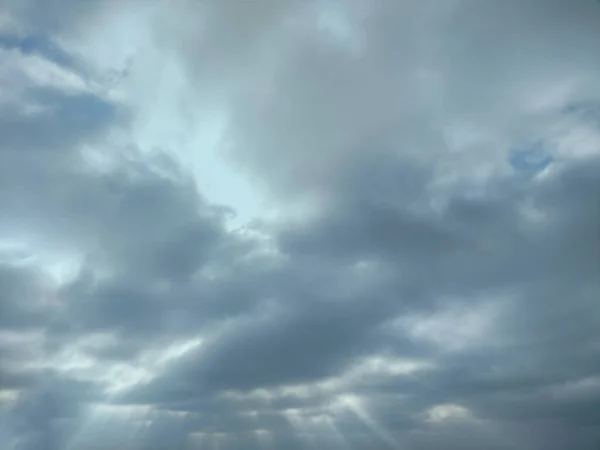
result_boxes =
[400,297,507,352]
[425,403,472,424]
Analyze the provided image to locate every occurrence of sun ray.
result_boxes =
[319,415,353,450]
[64,397,153,450]
[334,394,398,449]
[188,431,209,450]
[253,428,274,449]
[283,409,319,449]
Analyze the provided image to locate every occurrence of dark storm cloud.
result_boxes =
[172,296,388,390]
[1,1,600,450]
[277,153,458,262]
[133,150,599,399]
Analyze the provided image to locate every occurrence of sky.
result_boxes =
[0,1,599,449]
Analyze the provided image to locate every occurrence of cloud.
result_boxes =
[1,1,599,449]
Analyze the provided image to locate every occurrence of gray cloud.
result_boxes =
[1,1,600,449]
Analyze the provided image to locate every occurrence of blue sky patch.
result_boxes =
[0,88,116,151]
[509,141,553,176]
[0,32,75,68]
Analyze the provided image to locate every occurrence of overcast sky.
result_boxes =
[1,1,600,449]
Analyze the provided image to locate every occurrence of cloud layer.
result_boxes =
[1,1,600,449]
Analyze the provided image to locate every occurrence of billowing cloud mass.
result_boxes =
[1,1,600,449]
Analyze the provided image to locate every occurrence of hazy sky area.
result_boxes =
[1,1,600,449]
